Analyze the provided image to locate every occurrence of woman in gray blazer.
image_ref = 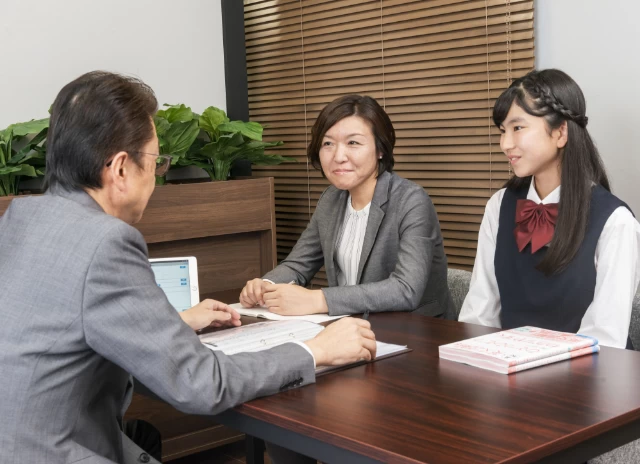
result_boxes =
[240,95,454,319]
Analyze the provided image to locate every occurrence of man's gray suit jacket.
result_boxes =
[263,171,454,318]
[0,188,315,464]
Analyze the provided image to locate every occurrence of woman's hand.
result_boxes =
[263,284,328,315]
[239,278,269,308]
[180,299,242,331]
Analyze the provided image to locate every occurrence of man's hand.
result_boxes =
[263,284,328,315]
[180,299,242,331]
[304,318,376,366]
[239,278,269,308]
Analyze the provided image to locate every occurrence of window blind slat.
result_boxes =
[245,0,533,275]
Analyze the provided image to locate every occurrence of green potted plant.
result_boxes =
[0,103,290,195]
[153,104,292,182]
[0,118,49,196]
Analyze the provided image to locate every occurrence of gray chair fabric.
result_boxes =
[630,288,640,351]
[589,442,640,464]
[447,268,472,320]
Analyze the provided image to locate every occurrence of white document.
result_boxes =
[229,303,347,324]
[198,320,409,372]
[199,320,323,355]
[375,341,408,358]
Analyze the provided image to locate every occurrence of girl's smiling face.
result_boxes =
[499,102,567,182]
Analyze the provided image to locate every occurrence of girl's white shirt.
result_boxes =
[459,178,640,348]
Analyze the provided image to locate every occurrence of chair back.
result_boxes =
[630,288,640,351]
[447,268,472,319]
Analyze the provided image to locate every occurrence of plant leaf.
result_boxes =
[14,128,48,162]
[0,143,7,167]
[18,164,38,177]
[156,104,193,123]
[154,116,171,138]
[6,118,49,137]
[0,166,23,175]
[163,120,200,156]
[0,129,13,163]
[176,158,212,170]
[246,152,295,165]
[199,107,229,139]
[186,137,207,157]
[218,120,263,141]
[0,164,37,176]
[194,133,241,162]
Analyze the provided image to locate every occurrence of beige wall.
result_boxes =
[535,0,640,214]
[0,0,227,129]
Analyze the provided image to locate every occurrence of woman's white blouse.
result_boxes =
[458,180,640,348]
[335,195,371,287]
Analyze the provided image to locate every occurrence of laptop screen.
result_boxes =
[150,259,192,312]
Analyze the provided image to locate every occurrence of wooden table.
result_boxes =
[213,313,640,464]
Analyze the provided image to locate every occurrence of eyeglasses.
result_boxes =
[140,152,172,176]
[106,152,173,176]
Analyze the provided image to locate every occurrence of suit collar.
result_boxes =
[323,188,349,286]
[323,171,392,285]
[371,170,391,208]
[356,171,391,283]
[47,187,105,213]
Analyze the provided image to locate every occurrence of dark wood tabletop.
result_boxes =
[214,312,640,464]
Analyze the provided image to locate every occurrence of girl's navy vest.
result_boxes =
[494,182,633,349]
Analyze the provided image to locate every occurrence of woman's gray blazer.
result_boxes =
[263,171,454,318]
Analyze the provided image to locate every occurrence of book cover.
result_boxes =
[439,326,599,374]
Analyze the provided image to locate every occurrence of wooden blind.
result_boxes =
[245,0,534,285]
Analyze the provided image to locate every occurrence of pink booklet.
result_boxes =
[439,326,600,374]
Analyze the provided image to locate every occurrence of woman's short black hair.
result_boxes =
[44,71,158,191]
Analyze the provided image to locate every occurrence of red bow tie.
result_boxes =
[514,199,559,253]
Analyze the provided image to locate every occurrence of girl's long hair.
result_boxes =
[492,69,610,275]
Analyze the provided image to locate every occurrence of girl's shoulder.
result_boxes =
[486,188,507,214]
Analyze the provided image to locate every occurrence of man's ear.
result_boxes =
[555,120,568,149]
[104,151,129,191]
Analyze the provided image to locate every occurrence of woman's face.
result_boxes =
[499,102,566,179]
[319,115,379,193]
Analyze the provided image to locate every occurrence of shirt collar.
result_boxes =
[346,194,371,217]
[527,177,561,204]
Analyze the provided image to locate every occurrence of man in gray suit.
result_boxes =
[0,71,376,464]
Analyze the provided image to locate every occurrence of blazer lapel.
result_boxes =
[356,172,390,283]
[322,189,348,286]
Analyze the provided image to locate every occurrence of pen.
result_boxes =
[363,310,370,321]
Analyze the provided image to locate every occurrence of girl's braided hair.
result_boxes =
[492,69,610,276]
[529,80,589,128]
